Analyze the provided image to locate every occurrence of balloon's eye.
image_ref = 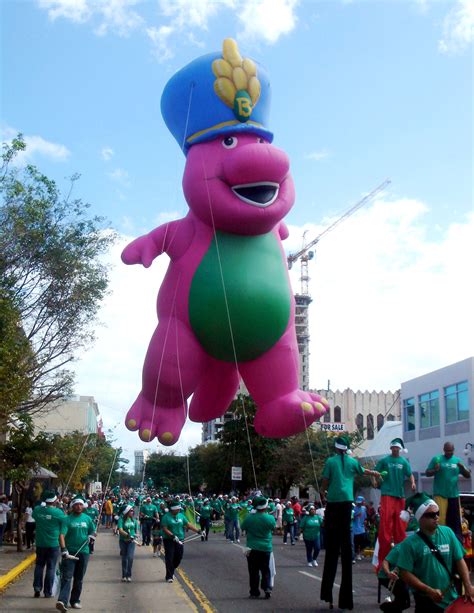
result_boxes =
[257,137,265,143]
[222,136,238,149]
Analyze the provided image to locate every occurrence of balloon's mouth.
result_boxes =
[231,182,279,207]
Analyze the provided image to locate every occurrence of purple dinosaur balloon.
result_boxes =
[121,41,329,446]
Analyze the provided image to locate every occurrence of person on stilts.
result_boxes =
[320,435,380,610]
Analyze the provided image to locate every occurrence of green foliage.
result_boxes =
[0,294,34,423]
[0,413,53,485]
[0,134,115,420]
[145,451,189,492]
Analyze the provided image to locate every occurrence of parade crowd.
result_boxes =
[1,435,473,612]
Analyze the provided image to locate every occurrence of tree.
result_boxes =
[0,414,53,550]
[0,294,34,423]
[145,452,189,493]
[0,134,115,422]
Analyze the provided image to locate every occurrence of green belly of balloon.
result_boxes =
[189,231,291,362]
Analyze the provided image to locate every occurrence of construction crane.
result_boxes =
[288,178,391,391]
[287,178,391,295]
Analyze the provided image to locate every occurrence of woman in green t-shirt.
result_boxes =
[117,506,139,582]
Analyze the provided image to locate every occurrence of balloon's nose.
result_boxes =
[222,143,290,186]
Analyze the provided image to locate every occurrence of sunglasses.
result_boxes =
[423,511,439,519]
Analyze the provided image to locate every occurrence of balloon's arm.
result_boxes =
[121,219,192,267]
[278,222,289,241]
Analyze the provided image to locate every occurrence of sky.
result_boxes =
[1,0,473,464]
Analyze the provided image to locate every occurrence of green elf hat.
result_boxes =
[390,437,408,453]
[252,495,268,510]
[42,490,58,504]
[405,492,438,522]
[70,495,86,507]
[335,435,352,454]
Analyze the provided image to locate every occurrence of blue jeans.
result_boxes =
[304,536,321,563]
[283,523,295,544]
[33,546,60,596]
[229,519,240,542]
[58,553,89,605]
[119,540,135,578]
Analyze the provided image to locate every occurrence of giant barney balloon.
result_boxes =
[122,39,329,445]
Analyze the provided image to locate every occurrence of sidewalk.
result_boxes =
[0,545,36,591]
[0,530,196,611]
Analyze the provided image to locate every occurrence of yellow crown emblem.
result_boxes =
[212,38,261,122]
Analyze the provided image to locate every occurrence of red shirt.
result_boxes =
[292,502,302,518]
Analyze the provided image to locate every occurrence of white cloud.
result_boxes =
[38,0,143,37]
[1,126,70,164]
[146,25,175,62]
[73,198,473,458]
[38,0,300,60]
[305,149,330,162]
[108,167,130,186]
[101,146,114,161]
[438,0,474,54]
[237,0,299,44]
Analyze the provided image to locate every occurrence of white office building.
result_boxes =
[401,357,473,492]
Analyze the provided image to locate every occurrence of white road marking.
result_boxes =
[298,570,341,589]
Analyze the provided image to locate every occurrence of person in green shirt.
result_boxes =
[282,501,296,545]
[397,493,474,612]
[300,505,323,567]
[426,442,471,541]
[227,496,242,543]
[161,498,201,582]
[117,505,140,580]
[199,498,212,541]
[32,490,66,599]
[375,437,416,572]
[140,496,158,546]
[320,435,380,611]
[56,496,96,612]
[241,495,276,599]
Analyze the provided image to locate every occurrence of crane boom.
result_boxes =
[287,178,391,266]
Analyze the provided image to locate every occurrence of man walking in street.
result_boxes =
[425,442,471,541]
[375,437,416,570]
[241,495,276,599]
[56,495,96,612]
[32,490,66,599]
[161,498,202,583]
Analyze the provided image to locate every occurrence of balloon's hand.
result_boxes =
[121,235,161,268]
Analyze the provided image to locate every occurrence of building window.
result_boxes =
[367,414,374,440]
[377,413,384,431]
[445,381,469,423]
[356,413,363,435]
[403,398,415,431]
[419,390,439,429]
[387,414,395,422]
[334,406,341,423]
[324,407,331,422]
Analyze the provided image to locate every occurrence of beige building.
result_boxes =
[315,388,401,455]
[33,395,100,436]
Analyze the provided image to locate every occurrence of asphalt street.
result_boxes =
[179,529,393,612]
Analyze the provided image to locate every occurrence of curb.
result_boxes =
[0,553,36,592]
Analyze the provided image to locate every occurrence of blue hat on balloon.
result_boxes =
[161,38,273,154]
